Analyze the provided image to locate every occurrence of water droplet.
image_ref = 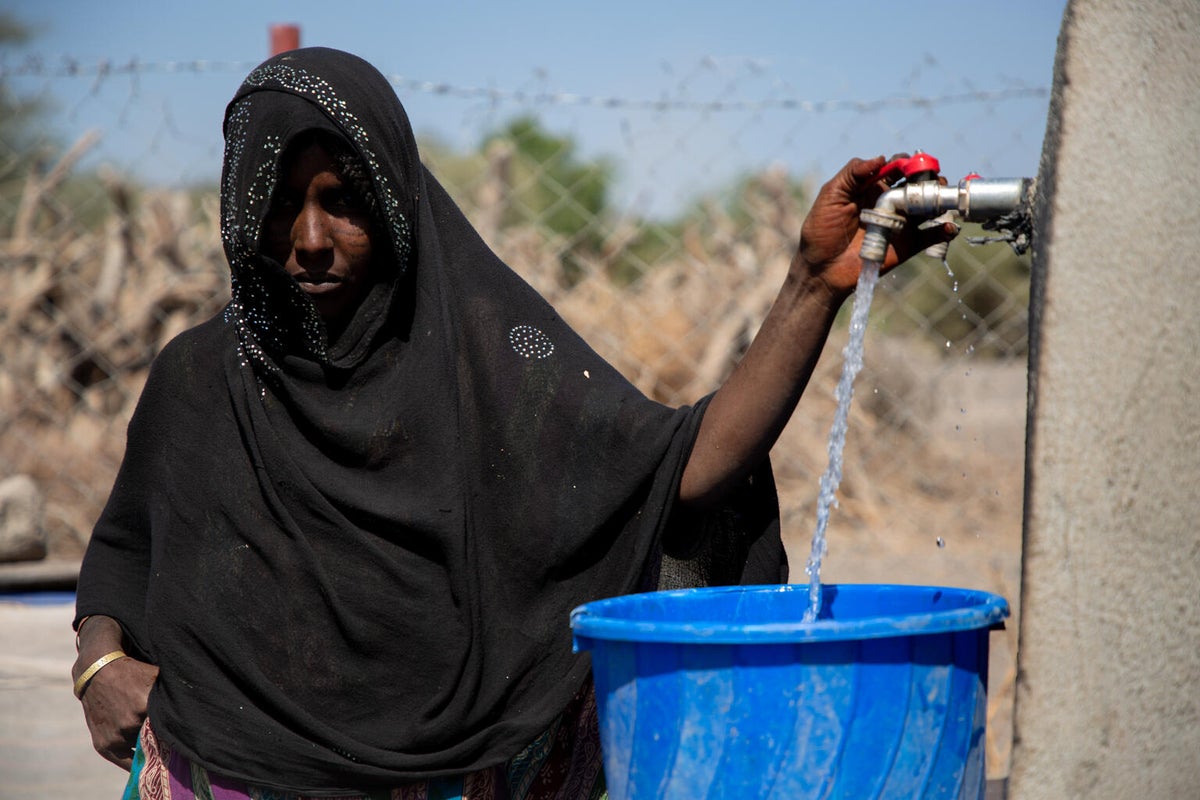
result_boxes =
[966,345,975,355]
[960,407,966,414]
[955,424,961,432]
[936,537,945,548]
[945,340,952,349]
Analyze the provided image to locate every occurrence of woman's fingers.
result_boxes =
[80,658,158,772]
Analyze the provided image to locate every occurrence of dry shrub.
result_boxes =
[2,151,1023,572]
[2,144,229,554]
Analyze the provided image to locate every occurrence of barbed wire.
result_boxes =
[1,56,1048,114]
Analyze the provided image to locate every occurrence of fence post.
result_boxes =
[270,24,301,56]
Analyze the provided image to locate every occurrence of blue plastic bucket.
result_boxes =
[571,583,1009,799]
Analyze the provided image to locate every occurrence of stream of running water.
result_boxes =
[803,258,883,622]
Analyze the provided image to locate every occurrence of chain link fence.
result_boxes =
[2,53,1044,559]
[2,50,1047,778]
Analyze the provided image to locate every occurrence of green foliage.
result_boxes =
[723,170,809,228]
[0,14,44,152]
[877,222,1032,357]
[611,220,685,286]
[1,13,45,233]
[0,12,119,237]
[485,116,612,243]
[423,117,619,286]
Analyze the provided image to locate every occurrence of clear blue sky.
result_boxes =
[5,1,1067,216]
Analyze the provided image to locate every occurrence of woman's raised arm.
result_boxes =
[678,155,958,509]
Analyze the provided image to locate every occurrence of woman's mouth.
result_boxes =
[294,275,342,295]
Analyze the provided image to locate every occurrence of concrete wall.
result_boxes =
[1011,1,1200,797]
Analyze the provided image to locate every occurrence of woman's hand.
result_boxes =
[796,155,959,302]
[72,616,159,770]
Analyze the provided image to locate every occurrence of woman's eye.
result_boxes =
[267,194,300,214]
[330,190,363,210]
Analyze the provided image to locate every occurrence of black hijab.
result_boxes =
[76,47,784,791]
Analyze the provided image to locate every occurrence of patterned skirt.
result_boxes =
[122,682,606,800]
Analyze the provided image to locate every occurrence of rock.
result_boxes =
[0,475,47,563]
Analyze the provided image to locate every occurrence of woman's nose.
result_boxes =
[293,203,331,254]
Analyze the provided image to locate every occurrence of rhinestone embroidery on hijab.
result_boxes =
[222,96,297,374]
[508,325,555,360]
[221,62,415,379]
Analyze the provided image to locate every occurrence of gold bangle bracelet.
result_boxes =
[73,650,127,699]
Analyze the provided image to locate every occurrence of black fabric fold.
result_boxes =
[75,46,785,792]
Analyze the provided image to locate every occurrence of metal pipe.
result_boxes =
[956,177,1033,222]
[858,173,1035,261]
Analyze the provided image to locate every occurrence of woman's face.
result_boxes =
[262,141,378,330]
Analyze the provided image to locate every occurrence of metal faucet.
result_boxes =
[859,151,1035,262]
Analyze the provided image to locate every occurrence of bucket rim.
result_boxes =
[571,583,1009,647]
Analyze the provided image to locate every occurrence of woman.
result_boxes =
[73,47,953,799]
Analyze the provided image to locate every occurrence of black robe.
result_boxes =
[75,46,785,792]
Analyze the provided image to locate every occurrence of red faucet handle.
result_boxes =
[876,152,942,183]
